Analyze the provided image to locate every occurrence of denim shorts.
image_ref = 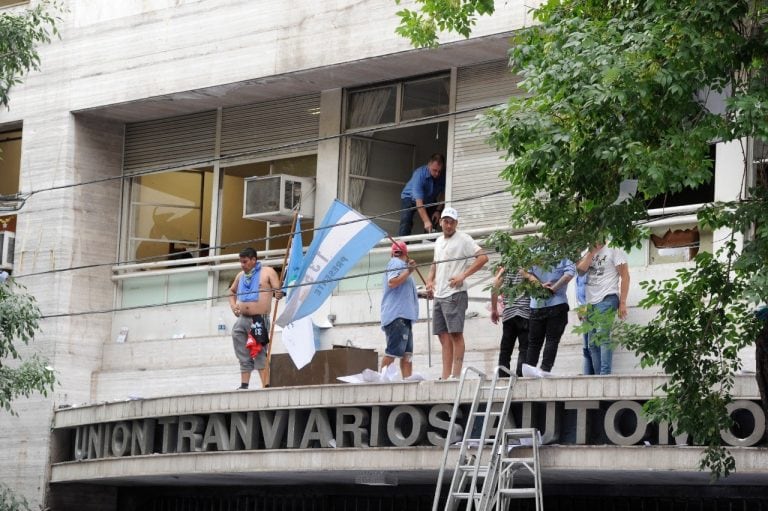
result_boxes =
[383,318,414,358]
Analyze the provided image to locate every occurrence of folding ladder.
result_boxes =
[496,428,543,511]
[432,366,543,511]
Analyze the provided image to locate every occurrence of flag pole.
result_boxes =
[260,211,300,388]
[386,234,428,282]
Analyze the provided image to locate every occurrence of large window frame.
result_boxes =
[118,152,317,308]
[344,74,450,132]
[341,74,451,237]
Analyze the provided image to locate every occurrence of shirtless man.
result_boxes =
[228,247,283,389]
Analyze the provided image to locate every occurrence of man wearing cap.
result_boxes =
[380,241,420,377]
[427,207,489,379]
[398,153,446,236]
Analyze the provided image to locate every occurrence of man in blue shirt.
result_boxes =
[380,241,420,377]
[398,153,446,236]
[523,259,575,374]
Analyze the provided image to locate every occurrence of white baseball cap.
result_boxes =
[441,207,459,221]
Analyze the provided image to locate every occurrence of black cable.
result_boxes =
[39,250,497,319]
[34,206,713,319]
[13,189,508,279]
[18,102,503,200]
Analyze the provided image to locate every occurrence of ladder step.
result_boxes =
[469,410,502,418]
[499,488,538,498]
[450,492,482,499]
[501,457,536,464]
[457,465,489,473]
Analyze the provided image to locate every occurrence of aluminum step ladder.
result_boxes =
[432,366,518,511]
[495,428,543,511]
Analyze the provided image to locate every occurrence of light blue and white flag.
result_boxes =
[278,216,314,369]
[280,315,315,369]
[283,215,304,297]
[276,200,386,327]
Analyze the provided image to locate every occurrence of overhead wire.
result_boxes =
[39,250,498,319]
[13,189,508,279]
[33,203,719,320]
[16,101,505,200]
[3,93,721,319]
[6,91,715,279]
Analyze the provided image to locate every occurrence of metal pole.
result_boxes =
[427,296,432,367]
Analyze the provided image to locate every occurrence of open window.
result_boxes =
[344,74,450,236]
[643,144,716,264]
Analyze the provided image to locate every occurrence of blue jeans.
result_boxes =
[398,197,416,236]
[582,332,594,375]
[587,294,619,375]
[398,197,438,236]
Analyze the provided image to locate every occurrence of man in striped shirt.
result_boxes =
[490,267,531,377]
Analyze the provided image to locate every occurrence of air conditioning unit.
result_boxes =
[243,174,315,224]
[0,231,15,271]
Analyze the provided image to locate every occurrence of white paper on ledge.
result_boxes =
[337,364,426,383]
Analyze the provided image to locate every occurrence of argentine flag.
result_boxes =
[276,200,386,327]
[283,215,304,297]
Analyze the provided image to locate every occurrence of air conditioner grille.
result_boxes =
[243,174,315,224]
[245,176,281,217]
[0,231,15,270]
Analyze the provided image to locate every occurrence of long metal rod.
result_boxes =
[261,211,299,388]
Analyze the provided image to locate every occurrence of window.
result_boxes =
[346,86,397,130]
[345,74,449,130]
[646,145,716,209]
[127,168,212,263]
[401,76,450,121]
[344,75,450,236]
[0,129,21,236]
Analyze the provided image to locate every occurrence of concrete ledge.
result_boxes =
[49,445,768,486]
[55,375,761,428]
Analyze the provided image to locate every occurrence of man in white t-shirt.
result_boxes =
[426,207,489,379]
[576,242,630,375]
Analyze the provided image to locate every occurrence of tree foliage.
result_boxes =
[0,278,56,414]
[397,0,768,478]
[0,3,59,509]
[0,0,60,108]
[0,483,31,511]
[395,0,495,48]
[0,278,55,511]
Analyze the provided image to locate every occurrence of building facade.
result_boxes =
[0,1,764,509]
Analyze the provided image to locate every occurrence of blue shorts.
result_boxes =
[383,318,414,358]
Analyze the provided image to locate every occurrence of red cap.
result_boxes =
[391,241,408,256]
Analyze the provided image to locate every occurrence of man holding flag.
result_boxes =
[229,247,283,389]
[380,241,419,378]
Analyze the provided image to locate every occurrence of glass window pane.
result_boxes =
[128,169,210,262]
[401,76,449,121]
[272,154,317,177]
[220,155,317,257]
[346,86,397,129]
